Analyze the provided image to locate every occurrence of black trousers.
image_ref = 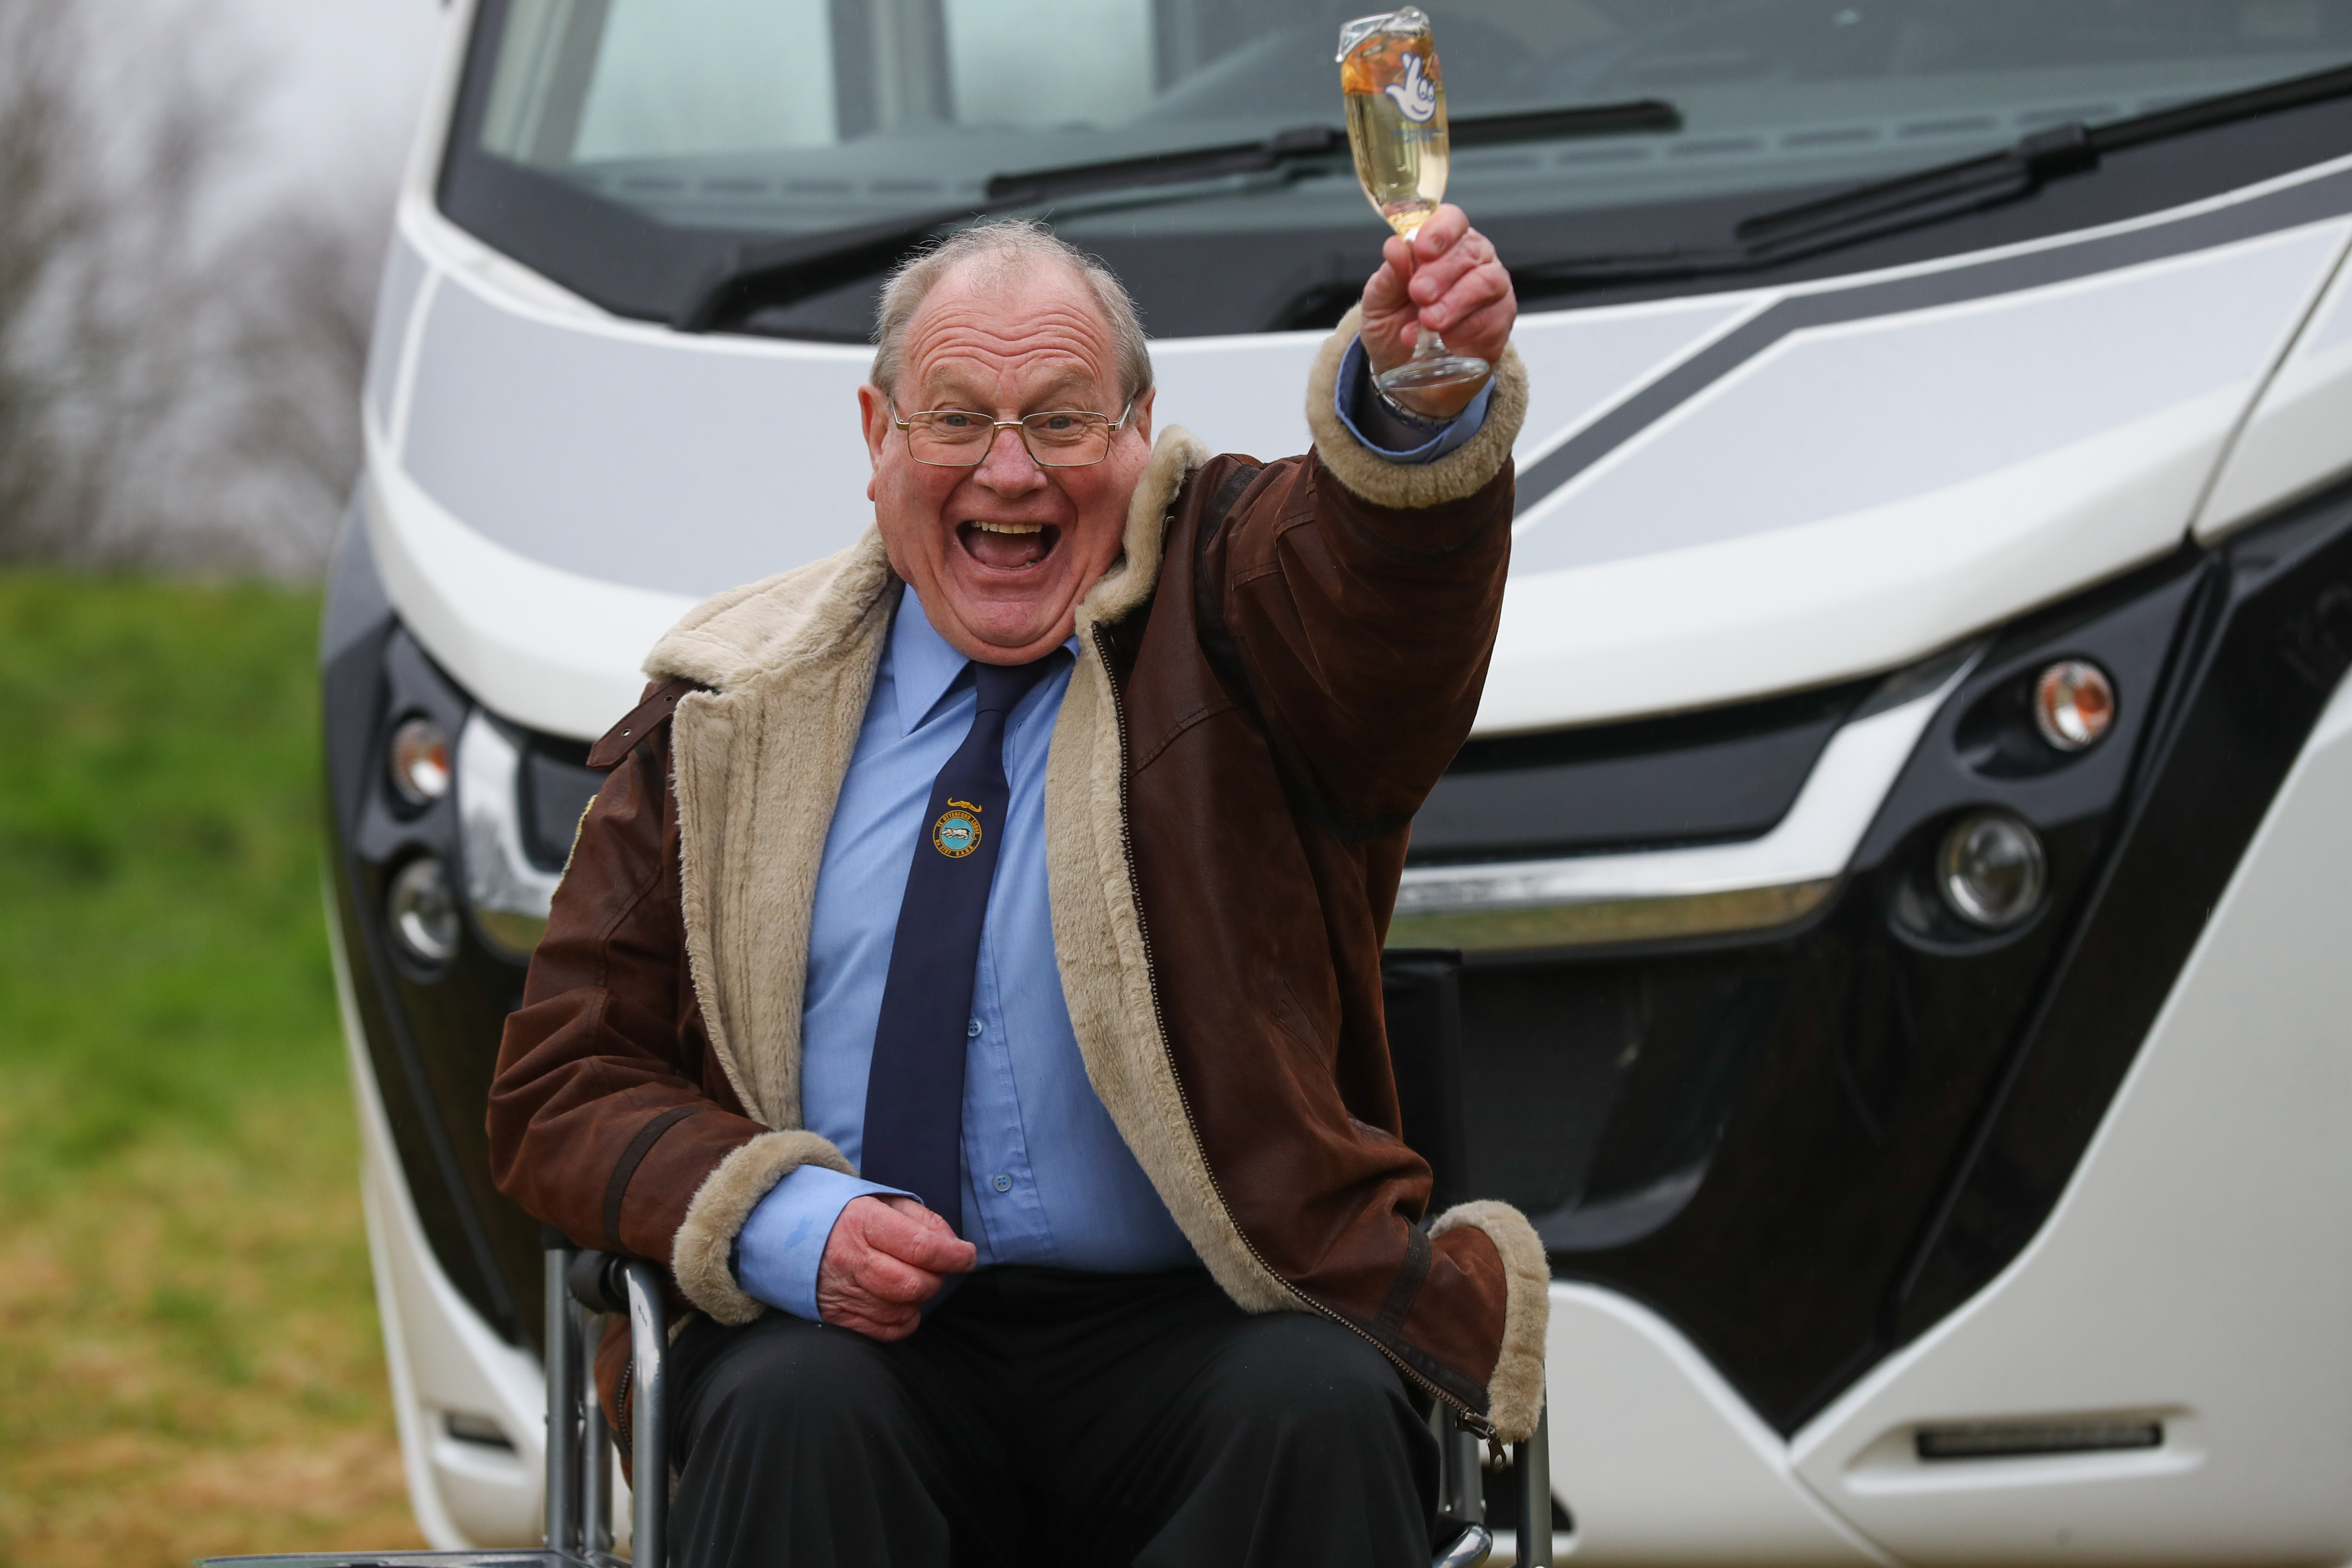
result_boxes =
[666,1266,1439,1568]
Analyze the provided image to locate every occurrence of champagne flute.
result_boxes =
[1337,8,1490,393]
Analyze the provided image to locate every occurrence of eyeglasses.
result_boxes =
[890,401,1134,469]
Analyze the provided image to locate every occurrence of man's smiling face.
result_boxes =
[859,260,1154,666]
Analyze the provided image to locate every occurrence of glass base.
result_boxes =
[1377,352,1491,393]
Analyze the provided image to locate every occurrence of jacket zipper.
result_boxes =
[1090,625,1494,1441]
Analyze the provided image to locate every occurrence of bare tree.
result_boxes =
[160,199,383,575]
[0,0,384,576]
[0,0,104,559]
[233,211,378,524]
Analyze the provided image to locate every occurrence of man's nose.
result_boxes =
[974,423,1046,490]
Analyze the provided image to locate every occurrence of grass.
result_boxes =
[0,575,424,1567]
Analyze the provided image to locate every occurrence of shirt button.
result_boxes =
[967,1017,983,1038]
[991,1173,1013,1193]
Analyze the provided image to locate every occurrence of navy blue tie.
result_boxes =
[860,656,1057,1236]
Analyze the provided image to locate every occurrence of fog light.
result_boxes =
[2033,660,2115,752]
[1938,811,2046,929]
[388,856,460,965]
[389,715,451,805]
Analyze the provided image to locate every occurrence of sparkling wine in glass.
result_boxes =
[1338,8,1489,393]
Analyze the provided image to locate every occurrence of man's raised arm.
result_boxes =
[1195,204,1525,836]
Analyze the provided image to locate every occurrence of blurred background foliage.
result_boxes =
[0,0,432,1558]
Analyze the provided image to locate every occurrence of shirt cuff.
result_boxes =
[732,1164,907,1323]
[1334,335,1495,465]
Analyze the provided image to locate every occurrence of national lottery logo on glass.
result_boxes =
[1337,8,1490,393]
[1338,8,1448,237]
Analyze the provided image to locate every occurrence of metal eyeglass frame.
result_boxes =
[890,401,1135,468]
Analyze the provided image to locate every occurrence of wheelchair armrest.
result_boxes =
[567,1247,632,1316]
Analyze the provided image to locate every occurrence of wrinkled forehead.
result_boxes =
[898,260,1119,406]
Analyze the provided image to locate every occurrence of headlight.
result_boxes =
[2032,660,2115,752]
[389,715,452,805]
[1937,811,2046,929]
[387,855,461,964]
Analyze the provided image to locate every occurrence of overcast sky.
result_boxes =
[242,0,447,180]
[148,0,450,217]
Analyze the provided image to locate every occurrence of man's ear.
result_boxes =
[857,383,891,501]
[1129,387,1156,447]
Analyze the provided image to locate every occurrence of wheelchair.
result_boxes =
[204,952,1549,1568]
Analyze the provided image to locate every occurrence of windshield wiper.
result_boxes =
[674,206,987,332]
[674,100,1678,332]
[985,100,1678,205]
[669,134,1348,333]
[1517,58,2352,294]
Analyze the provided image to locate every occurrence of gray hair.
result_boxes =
[870,220,1153,404]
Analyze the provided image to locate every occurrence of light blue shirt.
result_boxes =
[734,341,1491,1322]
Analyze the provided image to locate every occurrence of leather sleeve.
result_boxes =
[1131,322,1544,1436]
[1200,315,1525,840]
[486,684,772,1262]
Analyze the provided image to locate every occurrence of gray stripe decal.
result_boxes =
[1512,162,2352,519]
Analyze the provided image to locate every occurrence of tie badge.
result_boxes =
[933,798,983,859]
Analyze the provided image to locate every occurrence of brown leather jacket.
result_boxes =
[488,313,1547,1446]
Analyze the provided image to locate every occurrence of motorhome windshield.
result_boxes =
[440,0,2352,336]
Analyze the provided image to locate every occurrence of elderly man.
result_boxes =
[489,207,1544,1568]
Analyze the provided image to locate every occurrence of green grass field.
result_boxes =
[0,575,422,1567]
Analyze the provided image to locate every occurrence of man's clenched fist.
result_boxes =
[1358,203,1517,422]
[815,1194,976,1340]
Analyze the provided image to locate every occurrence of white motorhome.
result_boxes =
[328,2,2352,1560]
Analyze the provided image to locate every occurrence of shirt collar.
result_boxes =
[887,584,1081,738]
[889,585,970,738]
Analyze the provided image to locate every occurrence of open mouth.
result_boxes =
[958,519,1062,572]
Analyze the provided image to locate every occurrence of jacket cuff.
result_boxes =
[671,1129,858,1324]
[1431,1199,1549,1444]
[1306,304,1528,511]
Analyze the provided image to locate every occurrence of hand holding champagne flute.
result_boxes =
[1340,8,1513,410]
